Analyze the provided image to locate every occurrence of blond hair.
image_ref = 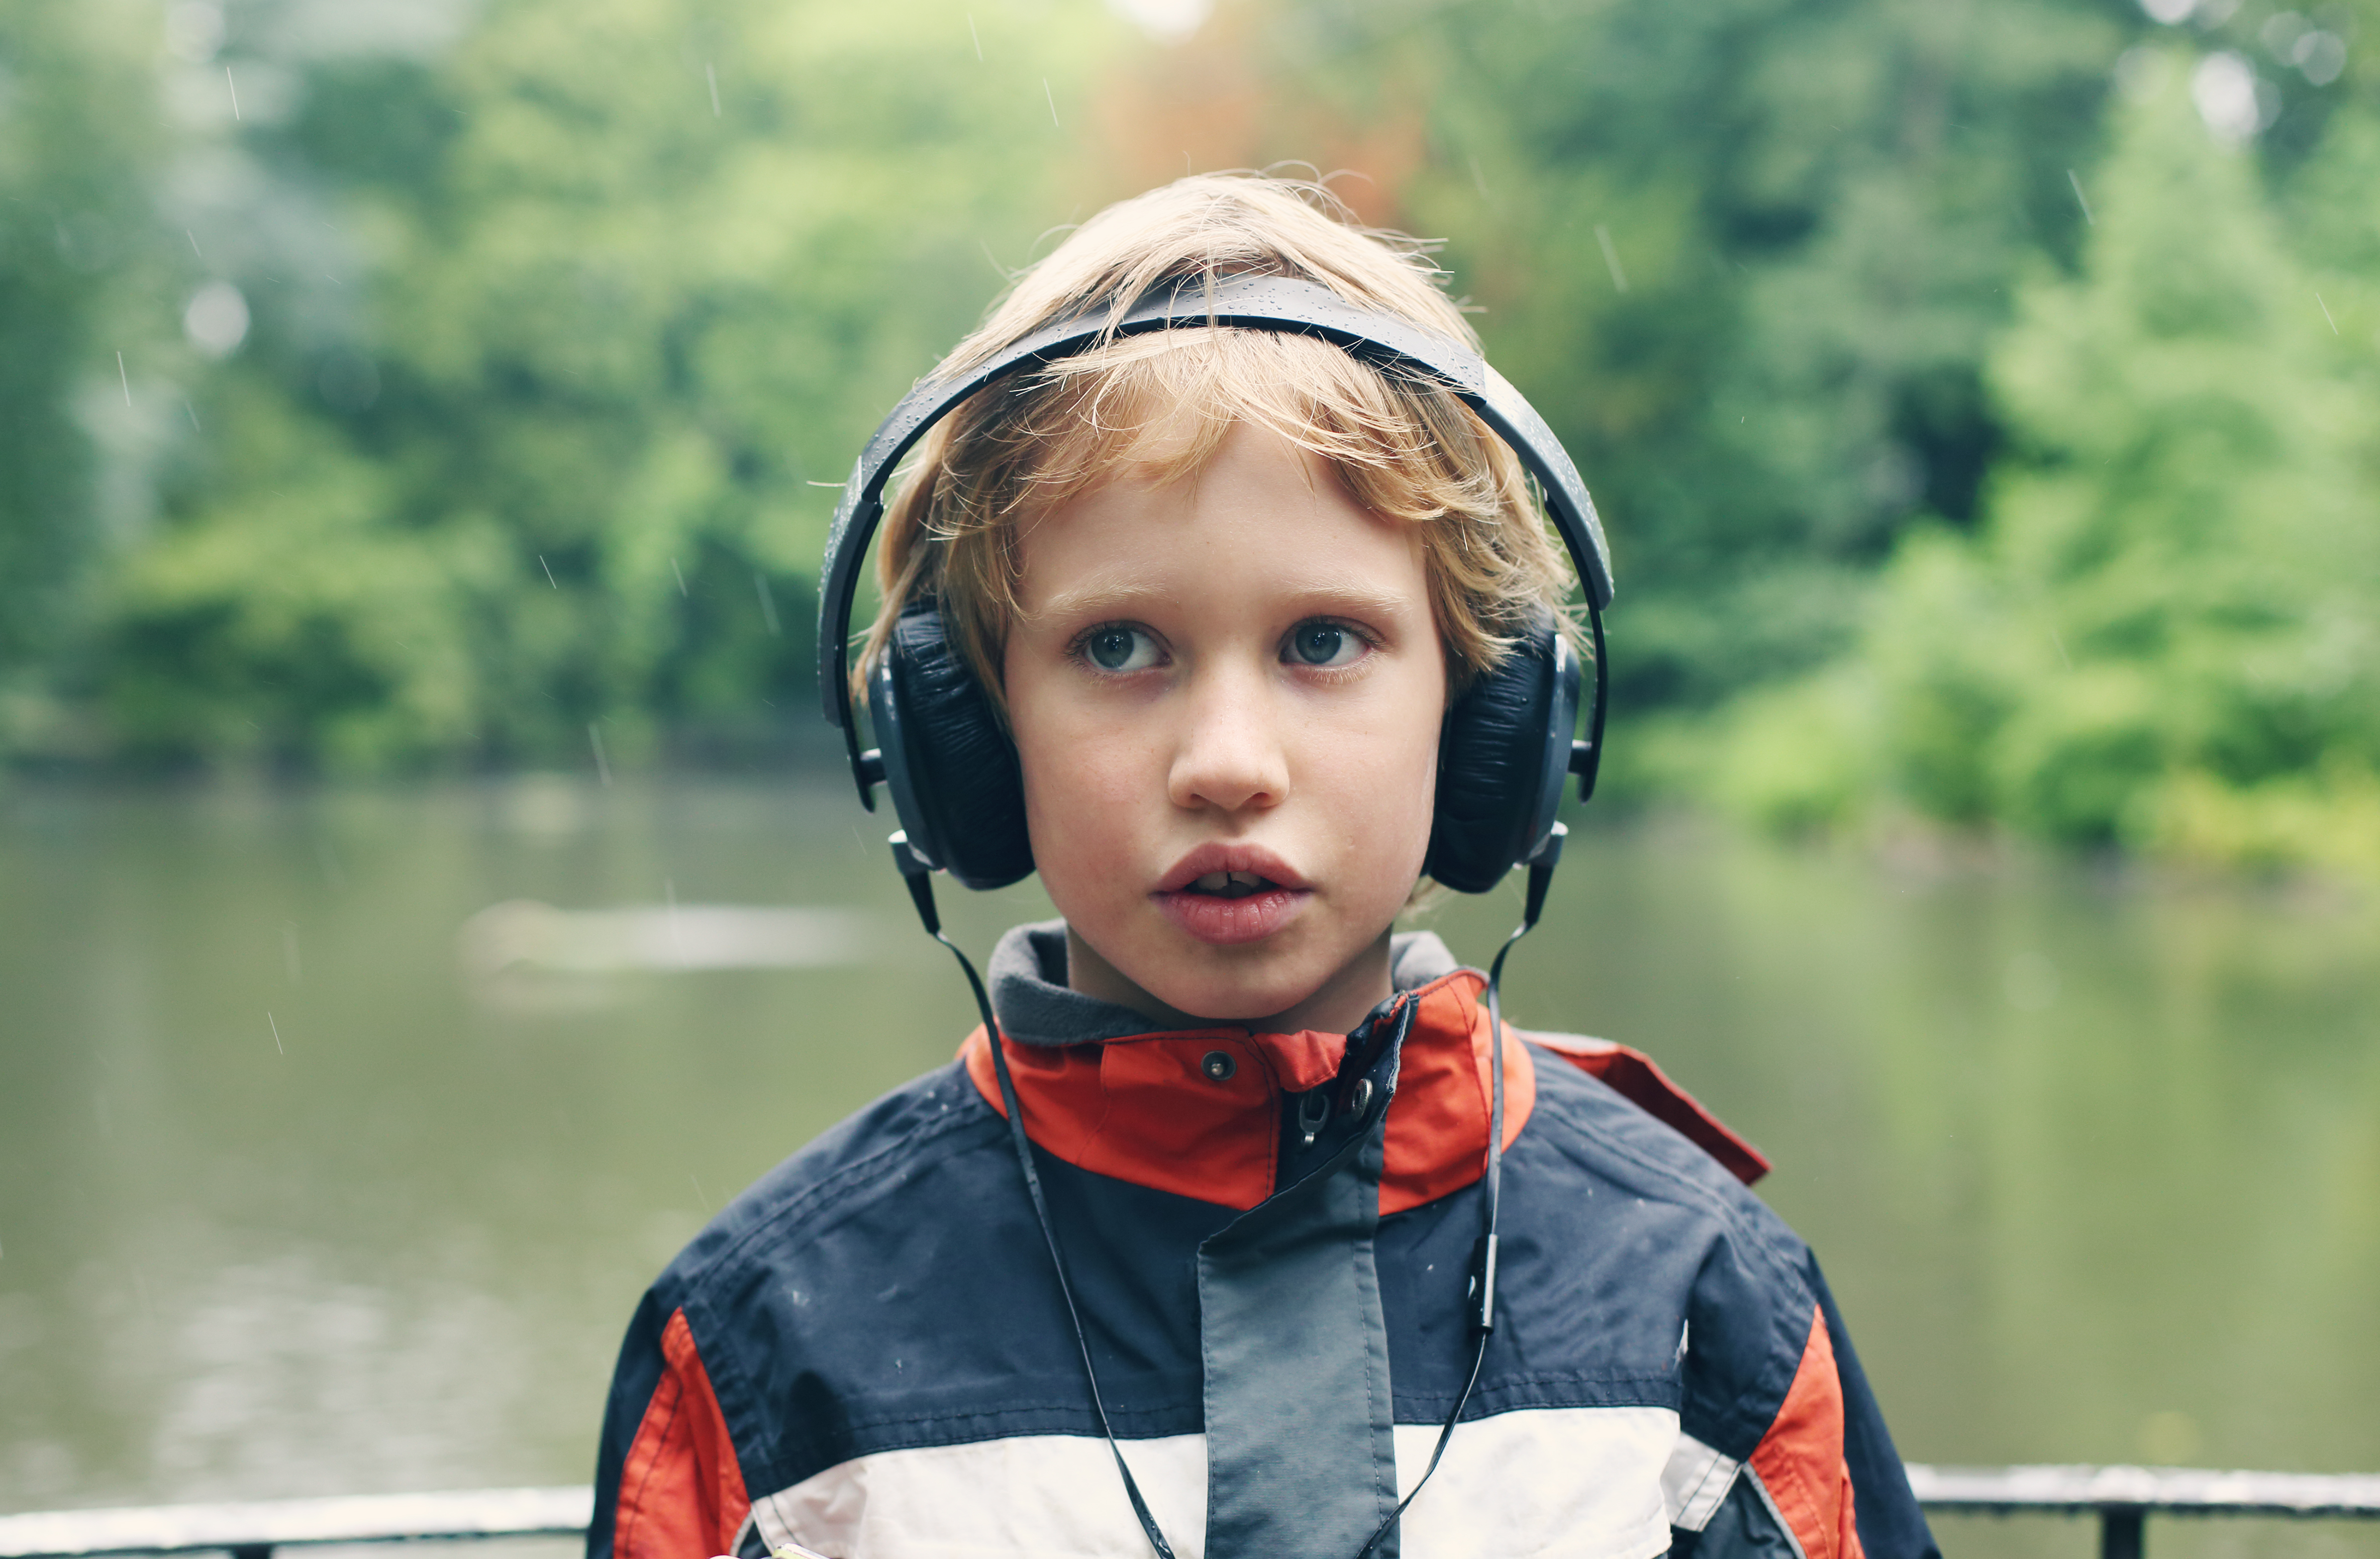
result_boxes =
[857,173,1580,715]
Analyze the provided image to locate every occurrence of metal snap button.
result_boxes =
[1297,1089,1331,1148]
[1201,1050,1236,1082]
[1349,1078,1374,1117]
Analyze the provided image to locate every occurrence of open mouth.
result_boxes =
[1153,848,1313,945]
[1186,870,1278,900]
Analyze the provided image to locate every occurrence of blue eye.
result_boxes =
[1287,621,1363,667]
[1084,625,1160,672]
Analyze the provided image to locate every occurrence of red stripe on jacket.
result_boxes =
[614,1308,749,1559]
[1749,1305,1866,1559]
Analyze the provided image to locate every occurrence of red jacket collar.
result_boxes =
[961,955,1533,1214]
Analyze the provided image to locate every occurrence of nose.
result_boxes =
[1166,659,1289,816]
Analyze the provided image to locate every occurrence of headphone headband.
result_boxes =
[816,273,1614,800]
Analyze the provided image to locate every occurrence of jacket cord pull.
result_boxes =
[1357,821,1565,1559]
[888,834,1180,1559]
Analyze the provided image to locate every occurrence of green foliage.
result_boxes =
[1354,0,2136,713]
[98,380,499,768]
[0,0,170,684]
[1718,56,2380,877]
[82,0,1124,769]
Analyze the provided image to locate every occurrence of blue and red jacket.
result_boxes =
[591,924,1938,1558]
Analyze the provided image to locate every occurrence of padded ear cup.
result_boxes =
[870,603,1035,891]
[1424,622,1582,894]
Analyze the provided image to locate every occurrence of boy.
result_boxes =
[590,175,1937,1559]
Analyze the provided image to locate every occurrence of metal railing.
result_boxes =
[0,1490,588,1559]
[2,1466,2376,1559]
[1907,1463,2380,1557]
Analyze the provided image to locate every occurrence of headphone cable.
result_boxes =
[890,834,1180,1559]
[1355,820,1562,1558]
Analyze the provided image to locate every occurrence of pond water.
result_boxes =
[3,777,2375,1557]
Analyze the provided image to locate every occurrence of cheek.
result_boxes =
[1023,747,1133,849]
[1295,684,1443,911]
[1009,689,1149,894]
[1339,712,1441,878]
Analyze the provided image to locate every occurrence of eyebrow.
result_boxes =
[1028,578,1421,625]
[1030,579,1180,623]
[1275,583,1422,622]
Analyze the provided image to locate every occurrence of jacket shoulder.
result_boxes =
[656,1059,1001,1307]
[1520,1043,1822,1438]
[1527,1029,1772,1184]
[1520,1037,1793,1248]
[1516,1044,1935,1556]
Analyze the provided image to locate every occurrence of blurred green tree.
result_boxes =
[0,0,172,744]
[93,0,1123,770]
[1720,52,2380,875]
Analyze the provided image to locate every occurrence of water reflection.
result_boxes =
[1,781,2373,1557]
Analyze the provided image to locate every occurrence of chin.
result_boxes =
[1145,941,1336,1027]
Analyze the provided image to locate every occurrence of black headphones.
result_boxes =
[817,273,1613,897]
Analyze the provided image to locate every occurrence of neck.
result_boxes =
[1063,925,1397,1037]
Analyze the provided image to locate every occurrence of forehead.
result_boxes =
[1012,421,1429,620]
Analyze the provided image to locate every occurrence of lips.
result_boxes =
[1152,842,1314,945]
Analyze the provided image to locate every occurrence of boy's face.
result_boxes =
[1003,420,1446,1032]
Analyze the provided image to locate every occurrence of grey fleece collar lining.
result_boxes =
[985,919,1462,1048]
